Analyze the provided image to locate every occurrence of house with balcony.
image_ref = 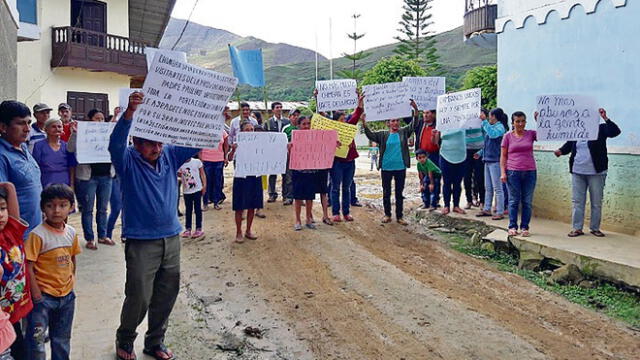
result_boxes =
[16,0,176,120]
[464,0,639,235]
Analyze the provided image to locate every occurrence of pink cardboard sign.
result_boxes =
[289,130,338,170]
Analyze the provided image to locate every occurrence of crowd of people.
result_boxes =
[0,85,621,359]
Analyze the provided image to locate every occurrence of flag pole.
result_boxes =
[329,17,333,80]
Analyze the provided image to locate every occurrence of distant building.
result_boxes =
[465,0,639,235]
[16,0,176,120]
[1,0,19,99]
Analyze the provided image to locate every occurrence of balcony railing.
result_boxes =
[51,26,148,76]
[464,0,498,39]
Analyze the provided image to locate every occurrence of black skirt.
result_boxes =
[292,171,316,200]
[232,176,264,211]
[314,169,329,194]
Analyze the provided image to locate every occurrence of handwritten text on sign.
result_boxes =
[403,76,446,111]
[234,132,288,177]
[289,130,338,170]
[315,79,358,112]
[436,88,482,131]
[76,122,116,164]
[362,82,412,122]
[536,95,599,141]
[311,114,358,158]
[131,53,238,149]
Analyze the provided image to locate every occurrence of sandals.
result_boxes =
[452,207,466,215]
[98,238,116,246]
[590,230,605,237]
[255,211,266,219]
[244,233,258,240]
[322,217,334,226]
[343,215,354,222]
[491,215,504,220]
[381,216,392,224]
[521,230,531,237]
[508,228,519,236]
[332,215,342,223]
[143,344,175,360]
[441,207,450,215]
[397,218,408,226]
[116,342,136,360]
[85,241,98,250]
[568,230,584,237]
[476,211,492,217]
[294,223,303,231]
[305,223,317,230]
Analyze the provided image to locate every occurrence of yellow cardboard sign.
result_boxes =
[311,113,358,158]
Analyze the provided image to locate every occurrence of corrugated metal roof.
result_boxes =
[129,0,177,47]
[227,101,309,111]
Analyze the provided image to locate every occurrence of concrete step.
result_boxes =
[443,210,640,289]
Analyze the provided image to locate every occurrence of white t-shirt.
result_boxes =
[573,140,598,175]
[179,158,204,194]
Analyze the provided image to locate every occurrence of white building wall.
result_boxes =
[17,0,130,109]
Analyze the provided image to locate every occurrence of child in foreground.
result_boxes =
[25,184,80,360]
[0,182,31,358]
[230,121,263,243]
[178,155,207,239]
[416,149,442,212]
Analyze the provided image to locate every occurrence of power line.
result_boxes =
[171,0,199,50]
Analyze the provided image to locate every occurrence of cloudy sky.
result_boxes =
[171,0,464,58]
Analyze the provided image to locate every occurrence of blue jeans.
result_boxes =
[76,176,112,241]
[440,158,466,208]
[507,170,537,230]
[572,173,607,231]
[421,175,441,208]
[483,162,504,214]
[26,292,75,360]
[106,176,122,239]
[330,161,355,216]
[203,161,225,205]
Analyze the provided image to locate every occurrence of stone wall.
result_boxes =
[0,0,18,100]
[534,151,640,236]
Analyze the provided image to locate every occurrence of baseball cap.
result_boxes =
[33,103,52,113]
[58,103,71,111]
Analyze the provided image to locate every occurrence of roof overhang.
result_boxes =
[128,0,177,47]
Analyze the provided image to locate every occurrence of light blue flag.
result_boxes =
[228,45,265,87]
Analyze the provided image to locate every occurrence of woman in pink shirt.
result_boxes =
[500,111,537,236]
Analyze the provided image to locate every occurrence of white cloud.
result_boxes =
[171,0,464,58]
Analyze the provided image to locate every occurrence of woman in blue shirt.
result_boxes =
[363,100,418,225]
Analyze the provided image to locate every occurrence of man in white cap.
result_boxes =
[27,103,52,152]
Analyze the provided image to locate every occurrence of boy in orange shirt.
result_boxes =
[24,184,80,360]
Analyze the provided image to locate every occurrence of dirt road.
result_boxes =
[154,170,640,360]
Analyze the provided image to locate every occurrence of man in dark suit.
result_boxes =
[265,102,292,204]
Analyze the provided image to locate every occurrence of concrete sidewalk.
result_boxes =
[430,208,640,288]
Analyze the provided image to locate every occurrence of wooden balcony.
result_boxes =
[464,2,498,39]
[51,26,148,77]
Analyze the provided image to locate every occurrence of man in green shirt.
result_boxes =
[416,149,441,211]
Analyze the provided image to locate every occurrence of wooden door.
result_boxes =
[71,0,106,46]
[67,91,109,121]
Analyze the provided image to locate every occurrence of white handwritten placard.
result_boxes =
[234,132,288,177]
[403,76,446,111]
[536,95,599,141]
[362,82,412,122]
[75,122,116,164]
[436,88,482,131]
[145,47,187,71]
[131,53,238,149]
[315,79,358,112]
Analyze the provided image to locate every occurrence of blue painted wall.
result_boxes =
[497,1,640,235]
[498,0,640,148]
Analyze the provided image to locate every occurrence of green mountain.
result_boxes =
[160,18,496,101]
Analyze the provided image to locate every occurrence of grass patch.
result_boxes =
[442,232,640,328]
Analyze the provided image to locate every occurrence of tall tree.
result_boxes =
[393,0,442,75]
[337,14,371,83]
